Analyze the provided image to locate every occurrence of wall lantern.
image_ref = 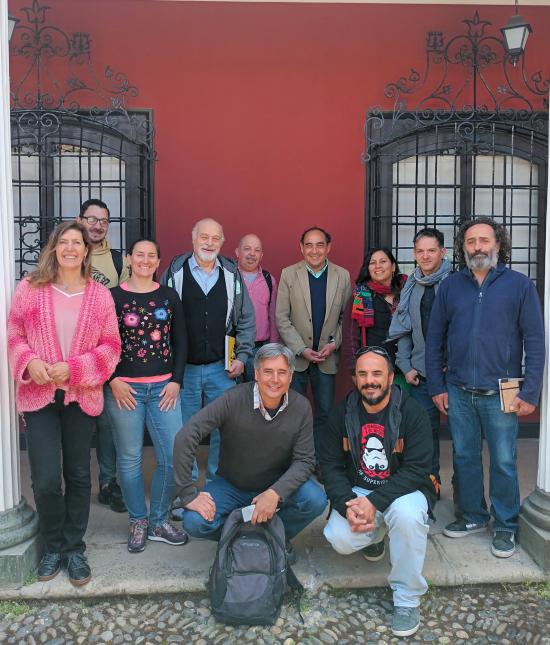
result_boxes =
[501,0,532,66]
[8,12,19,41]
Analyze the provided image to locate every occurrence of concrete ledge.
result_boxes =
[0,523,547,600]
[0,534,41,586]
[2,440,548,600]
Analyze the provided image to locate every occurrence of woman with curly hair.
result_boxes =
[105,239,189,554]
[349,247,407,369]
[7,221,121,586]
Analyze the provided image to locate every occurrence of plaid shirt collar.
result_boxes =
[253,382,289,421]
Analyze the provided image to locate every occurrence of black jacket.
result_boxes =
[319,385,437,518]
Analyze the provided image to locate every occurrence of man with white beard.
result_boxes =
[426,217,544,559]
[161,218,255,483]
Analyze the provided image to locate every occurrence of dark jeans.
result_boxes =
[290,364,335,461]
[410,379,441,481]
[183,475,327,541]
[24,390,95,554]
[95,406,117,487]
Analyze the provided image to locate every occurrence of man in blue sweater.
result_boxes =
[426,217,544,558]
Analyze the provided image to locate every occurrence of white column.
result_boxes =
[537,95,550,495]
[0,0,20,515]
[519,93,550,571]
[0,3,38,570]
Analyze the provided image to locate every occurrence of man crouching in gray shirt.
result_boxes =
[172,343,327,562]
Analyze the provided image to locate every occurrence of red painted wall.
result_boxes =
[9,1,550,395]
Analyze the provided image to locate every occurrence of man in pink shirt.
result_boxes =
[235,234,280,381]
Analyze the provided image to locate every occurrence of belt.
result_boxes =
[459,385,498,396]
[255,340,269,348]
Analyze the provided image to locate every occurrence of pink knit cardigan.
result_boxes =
[7,278,121,416]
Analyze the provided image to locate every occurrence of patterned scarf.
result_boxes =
[351,280,399,328]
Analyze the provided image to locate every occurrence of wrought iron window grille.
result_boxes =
[9,0,156,161]
[363,12,549,292]
[9,0,155,280]
[364,11,549,162]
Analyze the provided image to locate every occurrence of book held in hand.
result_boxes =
[498,378,524,413]
[225,334,236,371]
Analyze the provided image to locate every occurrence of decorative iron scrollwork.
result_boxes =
[364,12,549,162]
[10,0,155,160]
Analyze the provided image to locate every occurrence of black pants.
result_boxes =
[24,391,95,554]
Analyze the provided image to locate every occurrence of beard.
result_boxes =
[196,248,219,263]
[465,247,499,271]
[360,382,391,406]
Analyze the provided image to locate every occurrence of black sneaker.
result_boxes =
[147,521,188,546]
[491,531,516,558]
[128,519,149,553]
[285,540,297,566]
[65,552,91,586]
[37,552,62,581]
[362,540,385,562]
[98,479,127,513]
[443,518,488,538]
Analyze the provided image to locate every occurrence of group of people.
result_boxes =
[7,201,544,637]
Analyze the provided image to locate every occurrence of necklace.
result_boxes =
[53,280,86,294]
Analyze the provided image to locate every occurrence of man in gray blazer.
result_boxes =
[276,227,351,461]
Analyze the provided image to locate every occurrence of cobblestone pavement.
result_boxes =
[1,584,549,644]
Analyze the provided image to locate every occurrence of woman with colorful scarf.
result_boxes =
[349,247,407,374]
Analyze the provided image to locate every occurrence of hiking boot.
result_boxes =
[128,519,149,553]
[392,606,420,637]
[37,552,62,581]
[491,531,516,558]
[98,479,127,513]
[147,521,189,546]
[362,540,385,562]
[443,518,487,538]
[65,552,91,586]
[285,540,297,566]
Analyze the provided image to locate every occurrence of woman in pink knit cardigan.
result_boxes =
[7,221,121,587]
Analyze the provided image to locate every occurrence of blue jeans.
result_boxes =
[447,383,520,533]
[410,379,441,481]
[183,475,327,541]
[95,406,117,487]
[290,364,335,460]
[180,361,237,482]
[104,379,182,527]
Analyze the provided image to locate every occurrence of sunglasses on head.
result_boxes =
[354,345,391,359]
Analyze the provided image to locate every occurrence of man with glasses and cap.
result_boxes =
[320,346,437,638]
[77,198,128,514]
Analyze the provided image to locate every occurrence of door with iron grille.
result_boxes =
[9,1,155,280]
[11,110,154,280]
[364,13,549,292]
[366,121,547,288]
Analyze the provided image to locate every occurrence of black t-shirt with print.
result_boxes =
[356,403,390,490]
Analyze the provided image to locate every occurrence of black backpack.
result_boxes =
[207,509,301,625]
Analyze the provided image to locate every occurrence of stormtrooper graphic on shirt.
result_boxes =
[358,416,390,488]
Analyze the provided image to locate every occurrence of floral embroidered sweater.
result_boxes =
[110,285,187,384]
[7,278,121,416]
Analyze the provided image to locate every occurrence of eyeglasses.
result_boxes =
[82,215,109,227]
[354,345,391,359]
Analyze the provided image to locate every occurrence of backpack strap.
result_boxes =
[286,563,304,624]
[262,270,273,306]
[111,249,123,279]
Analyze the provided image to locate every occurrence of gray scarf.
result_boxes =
[387,258,452,341]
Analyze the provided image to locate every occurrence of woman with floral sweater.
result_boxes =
[7,221,121,586]
[105,239,189,553]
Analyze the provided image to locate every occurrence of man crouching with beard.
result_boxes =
[320,346,437,637]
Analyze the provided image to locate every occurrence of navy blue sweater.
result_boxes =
[426,264,544,406]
